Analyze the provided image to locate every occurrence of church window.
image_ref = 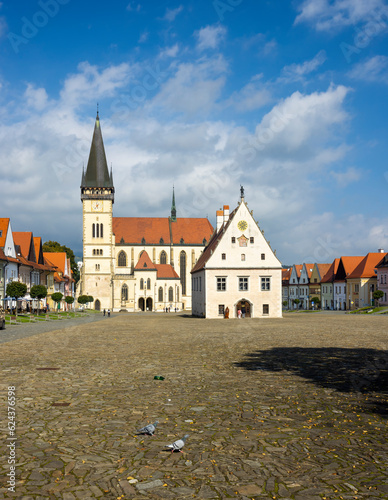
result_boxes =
[121,284,128,301]
[168,286,173,302]
[93,249,96,255]
[96,224,99,238]
[100,249,103,256]
[147,278,151,290]
[222,253,226,260]
[158,286,163,302]
[100,224,103,238]
[140,279,144,290]
[118,251,127,267]
[177,287,179,301]
[92,224,95,238]
[180,251,187,295]
[160,251,167,264]
[95,264,100,271]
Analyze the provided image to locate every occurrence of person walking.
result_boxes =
[107,309,111,317]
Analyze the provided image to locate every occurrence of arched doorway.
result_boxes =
[236,299,251,318]
[138,297,145,311]
[95,299,101,311]
[146,297,153,311]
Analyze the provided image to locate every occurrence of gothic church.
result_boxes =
[78,113,213,312]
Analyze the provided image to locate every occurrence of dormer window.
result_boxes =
[203,238,207,245]
[180,238,184,244]
[160,238,164,244]
[141,237,146,244]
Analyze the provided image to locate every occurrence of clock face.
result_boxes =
[92,201,102,212]
[237,220,248,231]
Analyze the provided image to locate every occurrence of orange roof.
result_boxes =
[134,251,156,270]
[315,263,331,280]
[0,248,7,261]
[13,232,35,261]
[43,252,67,275]
[113,217,213,246]
[340,256,364,276]
[347,252,388,279]
[294,264,303,277]
[321,258,340,283]
[304,264,315,278]
[0,218,10,248]
[282,268,291,281]
[155,264,179,279]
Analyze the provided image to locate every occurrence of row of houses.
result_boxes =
[0,218,75,311]
[282,250,388,310]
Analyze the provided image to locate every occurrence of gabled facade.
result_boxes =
[0,218,19,305]
[288,265,302,309]
[346,252,388,309]
[191,191,282,319]
[320,259,340,310]
[333,256,364,310]
[376,253,388,306]
[79,114,213,312]
[309,263,331,308]
[299,263,314,309]
[282,268,291,308]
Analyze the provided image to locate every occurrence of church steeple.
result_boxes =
[81,112,114,202]
[171,186,177,222]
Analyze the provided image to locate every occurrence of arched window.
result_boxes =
[92,224,95,238]
[158,286,163,302]
[118,251,127,267]
[96,224,99,238]
[177,287,179,302]
[168,286,173,302]
[121,284,128,301]
[147,278,151,290]
[160,251,167,264]
[100,224,103,238]
[140,278,144,290]
[180,251,186,295]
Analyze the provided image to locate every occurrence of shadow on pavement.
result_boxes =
[234,347,388,416]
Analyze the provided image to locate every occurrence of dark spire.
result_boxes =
[81,113,113,189]
[171,185,177,222]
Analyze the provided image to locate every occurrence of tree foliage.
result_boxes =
[43,240,80,283]
[51,292,63,305]
[77,295,89,305]
[30,285,47,300]
[6,282,27,317]
[373,290,384,304]
[65,296,74,305]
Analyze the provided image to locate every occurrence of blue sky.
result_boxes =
[1,0,388,264]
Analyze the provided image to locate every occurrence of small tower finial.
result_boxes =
[97,102,99,119]
[171,185,177,222]
[240,185,245,200]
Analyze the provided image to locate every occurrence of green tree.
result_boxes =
[30,285,47,315]
[283,300,288,308]
[311,296,321,309]
[65,296,74,311]
[293,298,300,309]
[43,240,80,283]
[373,290,384,306]
[77,295,89,310]
[87,295,94,308]
[6,282,27,317]
[51,292,63,311]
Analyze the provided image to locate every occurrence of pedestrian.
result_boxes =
[103,309,106,316]
[107,309,111,317]
[237,309,242,319]
[224,307,229,319]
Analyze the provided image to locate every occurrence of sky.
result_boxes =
[0,0,388,264]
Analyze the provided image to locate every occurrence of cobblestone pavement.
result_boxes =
[0,313,387,499]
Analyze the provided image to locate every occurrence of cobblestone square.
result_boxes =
[1,313,387,499]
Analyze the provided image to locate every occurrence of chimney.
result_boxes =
[378,248,385,253]
[223,205,229,224]
[216,210,223,231]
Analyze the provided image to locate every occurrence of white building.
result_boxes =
[191,190,283,319]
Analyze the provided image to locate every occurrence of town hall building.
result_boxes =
[191,188,283,319]
[78,113,213,312]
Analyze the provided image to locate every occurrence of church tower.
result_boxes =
[80,112,115,310]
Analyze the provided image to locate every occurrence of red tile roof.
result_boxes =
[304,264,315,279]
[315,263,331,280]
[282,268,291,282]
[43,252,67,276]
[135,251,156,270]
[155,264,179,279]
[0,218,10,248]
[321,258,340,283]
[347,252,388,279]
[113,217,213,245]
[13,232,33,260]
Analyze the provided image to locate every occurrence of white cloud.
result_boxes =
[195,25,227,51]
[60,62,132,107]
[163,6,183,22]
[126,2,141,12]
[158,44,179,59]
[330,166,363,186]
[24,84,49,111]
[225,77,271,112]
[151,56,227,116]
[295,0,388,31]
[281,50,327,82]
[138,31,149,44]
[348,55,388,82]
